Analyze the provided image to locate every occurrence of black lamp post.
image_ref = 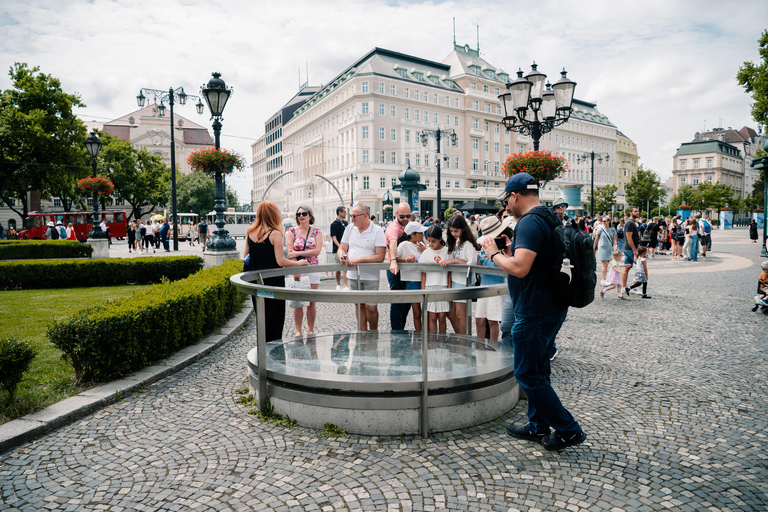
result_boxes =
[84,132,107,239]
[200,72,236,252]
[346,173,358,205]
[420,127,457,221]
[499,64,576,150]
[136,87,204,251]
[577,151,609,218]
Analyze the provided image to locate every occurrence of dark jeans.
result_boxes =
[513,310,580,434]
[387,269,410,330]
[162,236,170,251]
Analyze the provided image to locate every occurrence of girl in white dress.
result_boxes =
[420,225,450,334]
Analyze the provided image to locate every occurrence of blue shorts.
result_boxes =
[405,280,421,291]
[623,248,634,268]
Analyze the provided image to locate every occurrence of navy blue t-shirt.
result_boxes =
[508,206,567,317]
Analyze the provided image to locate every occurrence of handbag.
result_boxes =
[287,276,311,309]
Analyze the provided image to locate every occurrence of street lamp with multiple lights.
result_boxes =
[200,72,236,253]
[420,127,457,220]
[136,87,204,251]
[498,63,576,150]
[83,132,107,239]
[577,151,610,219]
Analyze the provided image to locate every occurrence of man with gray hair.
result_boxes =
[339,203,387,330]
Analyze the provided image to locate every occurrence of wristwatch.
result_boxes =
[490,250,502,261]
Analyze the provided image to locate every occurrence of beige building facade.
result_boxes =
[671,139,744,198]
[253,45,623,227]
[616,131,639,208]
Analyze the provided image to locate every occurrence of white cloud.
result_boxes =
[2,0,767,202]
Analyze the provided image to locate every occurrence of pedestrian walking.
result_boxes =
[198,219,209,251]
[599,250,625,299]
[626,246,652,298]
[593,216,617,285]
[127,221,136,253]
[481,172,586,451]
[750,219,758,243]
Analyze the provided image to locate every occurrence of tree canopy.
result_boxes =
[737,30,768,127]
[0,63,89,217]
[588,184,617,216]
[173,171,239,217]
[625,165,665,211]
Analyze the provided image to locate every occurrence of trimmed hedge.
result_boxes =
[47,259,244,382]
[0,240,93,260]
[0,256,203,290]
[0,337,37,401]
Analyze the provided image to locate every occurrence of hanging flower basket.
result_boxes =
[187,147,246,175]
[721,207,733,211]
[503,150,569,183]
[678,204,691,210]
[755,208,765,213]
[77,176,115,198]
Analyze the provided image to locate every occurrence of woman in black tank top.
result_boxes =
[244,201,309,342]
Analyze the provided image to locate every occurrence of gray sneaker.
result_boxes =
[506,424,549,443]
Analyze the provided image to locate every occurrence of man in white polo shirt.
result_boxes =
[339,203,386,331]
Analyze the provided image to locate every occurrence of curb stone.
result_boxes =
[0,303,253,453]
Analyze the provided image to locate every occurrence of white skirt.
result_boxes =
[426,285,450,314]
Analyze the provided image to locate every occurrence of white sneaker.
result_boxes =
[343,286,350,291]
[336,285,342,291]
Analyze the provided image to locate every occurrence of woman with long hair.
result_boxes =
[285,205,323,336]
[442,214,480,334]
[243,201,308,342]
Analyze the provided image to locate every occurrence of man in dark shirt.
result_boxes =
[330,206,348,290]
[198,219,208,252]
[646,217,659,258]
[481,172,586,452]
[621,206,640,297]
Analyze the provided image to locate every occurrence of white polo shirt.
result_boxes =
[341,221,386,281]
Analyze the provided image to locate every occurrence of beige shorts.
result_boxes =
[350,279,379,291]
[475,295,503,322]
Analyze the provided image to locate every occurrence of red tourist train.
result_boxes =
[17,211,128,241]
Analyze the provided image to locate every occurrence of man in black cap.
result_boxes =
[480,172,587,452]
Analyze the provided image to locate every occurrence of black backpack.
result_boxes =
[517,208,597,309]
[49,226,59,240]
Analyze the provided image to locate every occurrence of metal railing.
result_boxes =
[231,262,508,437]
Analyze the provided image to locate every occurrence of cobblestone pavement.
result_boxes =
[2,229,767,511]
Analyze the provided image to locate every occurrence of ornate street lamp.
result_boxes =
[577,151,610,219]
[136,86,204,250]
[420,127,457,220]
[499,64,576,150]
[200,72,236,252]
[84,132,107,239]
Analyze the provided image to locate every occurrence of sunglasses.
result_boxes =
[350,213,367,218]
[398,215,409,219]
[555,204,567,208]
[296,211,310,217]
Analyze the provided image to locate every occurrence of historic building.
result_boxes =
[616,131,639,208]
[252,44,623,226]
[672,139,744,198]
[1,105,213,230]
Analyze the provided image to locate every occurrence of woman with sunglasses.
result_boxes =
[285,205,323,335]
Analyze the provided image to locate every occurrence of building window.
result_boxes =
[391,151,396,165]
[471,180,478,189]
[505,144,510,154]
[455,157,459,169]
[433,93,438,104]
[424,110,429,122]
[362,102,369,114]
[404,107,410,119]
[518,145,524,153]
[693,177,699,186]
[362,126,369,139]
[363,176,370,189]
[381,177,386,188]
[473,158,479,170]
[405,152,409,164]
[454,181,459,188]
[494,124,500,133]
[379,103,385,115]
[494,142,499,153]
[473,100,479,110]
[391,105,396,117]
[484,160,489,172]
[445,180,450,188]
[392,178,397,187]
[455,98,460,108]
[484,140,489,152]
[398,69,407,78]
[379,82,384,93]
[380,151,385,164]
[445,96,450,106]
[494,182,500,188]
[404,87,410,98]
[425,180,430,187]
[434,113,438,124]
[425,155,429,167]
[415,90,420,101]
[405,130,410,143]
[484,121,489,131]
[494,161,500,172]
[455,116,459,127]
[379,127,385,140]
[707,175,712,183]
[470,82,477,90]
[415,109,420,121]
[472,139,479,150]
[391,129,396,141]
[472,118,479,129]
[707,158,713,168]
[362,81,369,93]
[390,84,396,95]
[680,160,686,170]
[693,159,699,170]
[445,114,450,125]
[680,177,686,185]
[363,150,369,163]
[415,154,420,166]
[494,87,500,95]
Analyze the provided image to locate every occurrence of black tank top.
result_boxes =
[247,229,279,271]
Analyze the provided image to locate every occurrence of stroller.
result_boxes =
[752,296,768,315]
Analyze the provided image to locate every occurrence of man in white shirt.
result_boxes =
[339,203,386,331]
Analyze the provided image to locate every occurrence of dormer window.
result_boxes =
[488,70,496,79]
[397,69,407,78]
[430,76,439,85]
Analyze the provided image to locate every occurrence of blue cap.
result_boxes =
[497,172,539,199]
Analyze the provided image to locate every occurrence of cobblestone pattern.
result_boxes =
[1,230,767,511]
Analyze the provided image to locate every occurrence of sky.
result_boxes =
[2,0,767,204]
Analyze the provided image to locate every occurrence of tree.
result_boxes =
[625,165,664,212]
[737,30,768,127]
[95,131,170,222]
[588,184,617,216]
[695,182,736,212]
[0,63,89,218]
[668,184,699,212]
[173,172,239,217]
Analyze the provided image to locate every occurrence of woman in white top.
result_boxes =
[441,215,479,335]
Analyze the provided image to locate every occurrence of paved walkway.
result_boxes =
[1,229,767,511]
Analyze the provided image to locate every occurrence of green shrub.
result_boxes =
[0,240,93,260]
[47,259,244,382]
[0,337,37,401]
[0,256,203,290]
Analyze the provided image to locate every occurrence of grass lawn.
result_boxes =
[0,285,149,424]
